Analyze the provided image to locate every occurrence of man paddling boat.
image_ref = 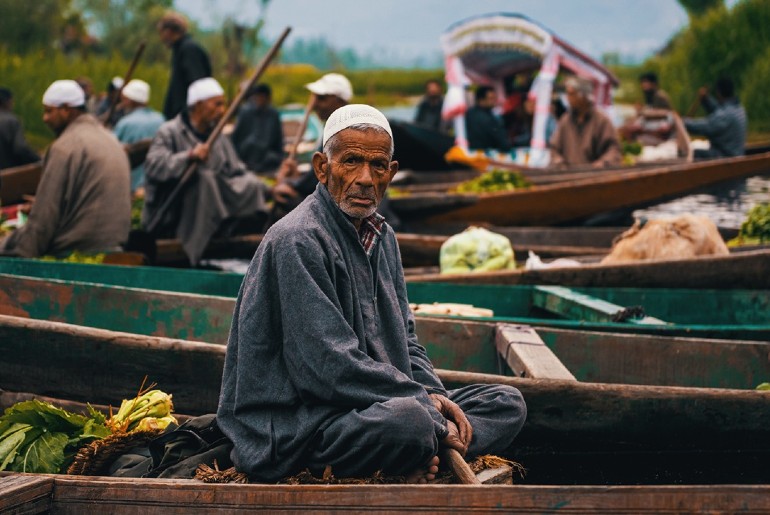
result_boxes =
[217,104,526,483]
[0,80,130,257]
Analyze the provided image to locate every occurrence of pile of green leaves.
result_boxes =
[729,203,770,246]
[622,140,643,156]
[0,400,110,473]
[39,251,106,264]
[453,170,531,194]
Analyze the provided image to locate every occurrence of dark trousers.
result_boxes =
[306,383,526,477]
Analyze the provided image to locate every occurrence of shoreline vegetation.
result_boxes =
[4,0,770,150]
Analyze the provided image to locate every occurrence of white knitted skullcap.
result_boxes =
[111,76,125,89]
[187,77,224,106]
[122,79,150,104]
[322,104,392,146]
[306,73,353,101]
[42,80,86,107]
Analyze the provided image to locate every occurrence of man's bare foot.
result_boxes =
[405,455,440,484]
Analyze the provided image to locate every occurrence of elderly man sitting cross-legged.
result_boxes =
[217,104,527,483]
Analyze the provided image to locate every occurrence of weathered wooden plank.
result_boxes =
[531,285,666,325]
[45,477,770,514]
[0,475,53,514]
[0,274,233,344]
[495,324,576,380]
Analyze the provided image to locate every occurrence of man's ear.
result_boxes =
[387,160,399,182]
[312,151,329,185]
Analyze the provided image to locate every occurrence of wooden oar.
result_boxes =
[103,41,147,127]
[287,93,315,163]
[442,448,481,485]
[144,26,291,235]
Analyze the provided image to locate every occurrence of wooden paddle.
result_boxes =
[287,93,315,163]
[103,41,147,127]
[443,448,481,485]
[144,26,291,235]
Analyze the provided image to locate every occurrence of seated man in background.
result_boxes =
[0,80,130,257]
[217,104,527,483]
[230,83,284,174]
[142,77,269,266]
[639,72,672,110]
[113,79,165,193]
[465,85,510,153]
[684,77,747,159]
[549,77,621,168]
[414,79,446,133]
[0,87,40,170]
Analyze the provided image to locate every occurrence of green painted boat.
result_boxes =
[3,313,770,488]
[2,270,769,340]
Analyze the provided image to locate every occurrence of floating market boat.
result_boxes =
[388,151,770,226]
[3,313,770,489]
[0,139,151,206]
[2,272,770,342]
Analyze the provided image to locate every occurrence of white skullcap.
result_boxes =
[111,76,125,90]
[306,73,353,102]
[42,80,86,107]
[187,77,224,106]
[122,79,150,104]
[323,104,392,146]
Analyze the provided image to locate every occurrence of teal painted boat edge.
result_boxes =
[0,257,244,297]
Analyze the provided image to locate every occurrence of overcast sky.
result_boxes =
[175,0,703,65]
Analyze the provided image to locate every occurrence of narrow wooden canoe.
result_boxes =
[3,314,770,487]
[2,271,770,344]
[406,248,770,289]
[0,262,770,340]
[389,152,770,226]
[4,474,770,514]
[0,139,151,205]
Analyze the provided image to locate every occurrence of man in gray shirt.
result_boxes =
[217,104,526,483]
[685,77,747,159]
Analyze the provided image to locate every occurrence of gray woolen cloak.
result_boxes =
[142,114,269,265]
[217,183,450,481]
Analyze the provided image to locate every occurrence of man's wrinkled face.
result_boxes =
[43,105,72,135]
[313,129,398,221]
[194,95,227,131]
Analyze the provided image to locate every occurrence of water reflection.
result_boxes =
[634,175,770,228]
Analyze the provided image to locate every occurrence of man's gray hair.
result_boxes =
[565,76,595,101]
[323,123,395,160]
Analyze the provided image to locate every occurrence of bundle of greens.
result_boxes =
[106,389,177,433]
[453,169,531,194]
[0,400,110,474]
[729,203,770,246]
[39,250,107,264]
[439,226,516,274]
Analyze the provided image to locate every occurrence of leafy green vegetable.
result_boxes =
[453,169,531,194]
[756,382,770,390]
[0,399,109,473]
[728,203,770,246]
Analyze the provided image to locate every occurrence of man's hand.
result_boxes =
[189,143,210,162]
[430,393,472,455]
[276,158,300,182]
[272,182,299,204]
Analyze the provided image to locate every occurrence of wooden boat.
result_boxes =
[388,152,770,226]
[2,271,770,343]
[406,248,770,289]
[0,139,152,205]
[3,313,770,489]
[4,474,770,514]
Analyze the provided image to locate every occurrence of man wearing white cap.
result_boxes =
[142,77,269,266]
[114,79,165,192]
[0,80,130,257]
[272,72,353,207]
[218,104,526,483]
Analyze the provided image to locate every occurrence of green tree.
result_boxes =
[677,0,724,18]
[0,0,81,54]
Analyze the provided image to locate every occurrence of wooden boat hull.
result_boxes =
[2,265,770,339]
[4,474,770,514]
[407,248,770,289]
[390,152,770,226]
[3,314,770,487]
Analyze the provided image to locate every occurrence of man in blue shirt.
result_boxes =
[114,79,165,192]
[684,77,747,159]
